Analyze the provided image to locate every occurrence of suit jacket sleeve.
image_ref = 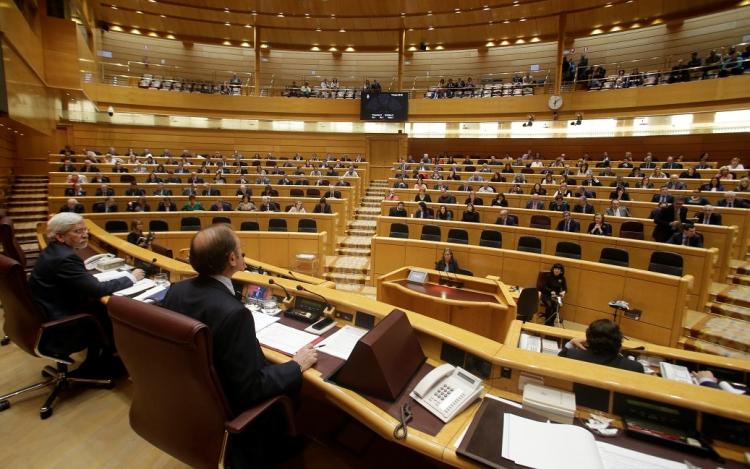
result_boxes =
[57,253,134,297]
[213,305,302,409]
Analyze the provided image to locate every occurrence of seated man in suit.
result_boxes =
[388,201,408,217]
[313,197,332,213]
[605,199,630,217]
[437,187,456,204]
[335,176,351,187]
[60,198,84,214]
[125,181,145,197]
[653,197,687,242]
[668,222,704,247]
[558,319,644,373]
[572,195,595,214]
[202,184,221,196]
[525,194,546,210]
[495,209,517,226]
[574,185,596,199]
[464,190,483,206]
[160,224,317,467]
[661,155,682,170]
[413,201,433,219]
[92,197,118,213]
[157,197,177,212]
[718,191,749,209]
[258,195,280,212]
[152,183,173,196]
[210,198,233,211]
[665,174,687,190]
[555,211,580,232]
[695,204,722,225]
[323,189,342,199]
[29,213,144,377]
[548,195,569,212]
[651,186,674,204]
[95,183,114,196]
[64,183,86,197]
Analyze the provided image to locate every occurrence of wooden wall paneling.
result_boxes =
[1,41,55,136]
[366,134,406,180]
[0,131,17,178]
[40,16,83,89]
[0,0,45,79]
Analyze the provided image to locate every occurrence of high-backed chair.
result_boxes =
[619,221,645,240]
[212,216,231,225]
[150,243,174,259]
[0,216,26,269]
[555,241,582,259]
[305,188,320,197]
[529,215,551,230]
[648,251,684,276]
[289,188,304,197]
[297,218,317,233]
[517,236,542,254]
[181,217,201,231]
[149,220,169,232]
[599,247,629,267]
[106,296,296,468]
[515,287,540,322]
[268,218,288,232]
[478,230,502,248]
[0,254,113,419]
[446,228,469,245]
[105,220,129,233]
[389,223,409,239]
[240,221,259,231]
[420,225,441,242]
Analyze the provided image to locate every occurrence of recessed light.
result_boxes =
[401,12,406,16]
[408,46,417,51]
[408,28,414,31]
[519,18,527,22]
[222,40,231,46]
[315,27,321,32]
[245,24,252,28]
[277,13,284,17]
[148,0,156,3]
[160,14,165,18]
[329,47,338,52]
[331,14,335,18]
[136,10,143,14]
[110,25,123,31]
[148,31,159,37]
[427,11,432,16]
[530,37,541,42]
[428,26,434,30]
[435,45,444,50]
[166,34,176,39]
[345,46,355,52]
[604,3,613,7]
[241,42,250,47]
[483,5,491,10]
[111,5,117,10]
[486,41,495,47]
[131,28,141,34]
[311,46,320,51]
[260,43,269,48]
[503,19,510,23]
[305,13,310,18]
[455,8,461,13]
[224,8,230,13]
[225,22,231,26]
[339,28,346,32]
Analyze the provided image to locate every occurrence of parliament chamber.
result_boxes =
[1,0,750,468]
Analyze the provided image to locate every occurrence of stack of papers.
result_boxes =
[113,279,156,297]
[541,338,561,355]
[313,325,368,360]
[256,323,316,355]
[248,309,280,333]
[94,270,133,283]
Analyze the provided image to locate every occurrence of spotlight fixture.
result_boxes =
[570,113,583,125]
[522,114,535,127]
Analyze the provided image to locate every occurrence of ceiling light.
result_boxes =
[244,24,252,28]
[486,41,495,47]
[519,18,527,22]
[339,28,346,32]
[345,46,355,52]
[408,46,417,51]
[166,34,176,39]
[329,47,338,52]
[225,22,231,26]
[147,31,159,37]
[110,25,123,31]
[483,5,491,10]
[131,28,141,34]
[315,27,321,32]
[434,45,444,50]
[260,43,269,48]
[311,46,320,51]
[241,42,250,47]
[111,5,117,10]
[222,40,231,46]
[428,26,434,30]
[136,10,143,14]
[277,13,284,17]
[160,14,165,18]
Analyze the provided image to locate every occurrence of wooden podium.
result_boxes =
[376,266,517,342]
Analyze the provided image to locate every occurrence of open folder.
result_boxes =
[501,413,687,469]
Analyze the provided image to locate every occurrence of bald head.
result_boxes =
[189,224,242,276]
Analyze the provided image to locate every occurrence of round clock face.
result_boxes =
[548,95,563,110]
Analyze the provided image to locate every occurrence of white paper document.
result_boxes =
[501,413,687,469]
[113,279,156,297]
[314,325,368,360]
[249,309,280,333]
[94,270,133,283]
[256,323,316,355]
[133,284,168,302]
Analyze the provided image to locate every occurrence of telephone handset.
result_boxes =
[410,363,483,423]
[84,253,115,270]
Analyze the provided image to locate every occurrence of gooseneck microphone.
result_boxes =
[295,284,331,311]
[268,278,292,301]
[287,270,302,283]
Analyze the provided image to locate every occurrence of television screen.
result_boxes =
[360,92,408,121]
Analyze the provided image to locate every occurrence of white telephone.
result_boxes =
[410,364,483,423]
[84,253,114,270]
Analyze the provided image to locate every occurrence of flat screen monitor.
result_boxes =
[360,92,408,121]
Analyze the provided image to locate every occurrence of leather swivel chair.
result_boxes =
[0,216,27,269]
[107,296,296,469]
[0,254,113,419]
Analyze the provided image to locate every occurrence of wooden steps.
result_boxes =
[683,309,750,356]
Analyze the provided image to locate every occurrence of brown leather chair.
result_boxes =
[0,216,26,269]
[0,254,113,419]
[107,296,296,468]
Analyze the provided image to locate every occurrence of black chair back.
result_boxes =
[529,215,551,230]
[268,218,288,232]
[306,188,320,197]
[620,221,645,240]
[298,219,317,233]
[180,217,201,231]
[389,223,408,239]
[648,251,684,276]
[105,220,129,233]
[290,188,304,197]
[555,241,581,259]
[518,236,542,253]
[212,216,231,225]
[420,225,441,242]
[149,220,169,232]
[446,228,469,245]
[516,287,539,322]
[599,247,629,267]
[478,230,502,248]
[240,221,259,231]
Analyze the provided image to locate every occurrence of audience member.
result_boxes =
[558,320,644,373]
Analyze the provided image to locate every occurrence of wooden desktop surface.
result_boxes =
[393,279,503,304]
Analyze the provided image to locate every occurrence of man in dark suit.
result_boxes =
[210,198,233,211]
[572,196,595,214]
[695,205,722,225]
[718,191,748,209]
[437,187,456,204]
[152,183,173,196]
[60,198,85,213]
[388,201,408,217]
[653,198,688,242]
[651,187,674,204]
[259,196,280,212]
[558,319,644,373]
[639,155,656,169]
[157,197,177,212]
[95,184,114,196]
[661,156,682,170]
[525,194,545,210]
[160,225,316,467]
[29,213,144,376]
[556,211,581,232]
[125,182,145,197]
[202,184,221,196]
[668,223,704,247]
[495,209,517,226]
[92,197,118,213]
[64,184,86,197]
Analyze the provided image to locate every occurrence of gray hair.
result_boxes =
[46,212,83,240]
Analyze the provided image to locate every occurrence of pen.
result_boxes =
[314,344,326,349]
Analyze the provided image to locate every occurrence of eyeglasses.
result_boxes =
[68,227,89,235]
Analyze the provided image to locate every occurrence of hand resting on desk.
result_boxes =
[293,344,318,372]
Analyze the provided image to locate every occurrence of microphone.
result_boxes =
[287,270,302,283]
[436,267,447,286]
[295,284,332,312]
[268,278,291,301]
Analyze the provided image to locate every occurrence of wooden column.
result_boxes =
[254,26,261,96]
[397,29,406,91]
[554,14,567,94]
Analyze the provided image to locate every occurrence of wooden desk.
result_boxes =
[377,267,517,342]
[87,224,750,466]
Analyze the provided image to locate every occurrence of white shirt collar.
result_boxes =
[211,275,235,294]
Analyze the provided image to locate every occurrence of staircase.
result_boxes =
[324,180,387,297]
[680,254,750,359]
[4,175,49,270]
